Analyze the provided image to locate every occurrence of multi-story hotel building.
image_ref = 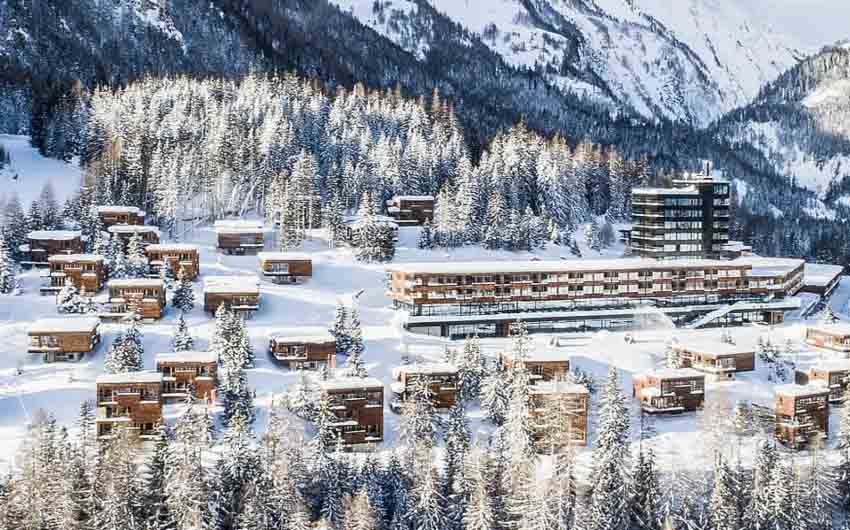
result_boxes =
[630,168,730,260]
[774,384,829,449]
[386,256,803,338]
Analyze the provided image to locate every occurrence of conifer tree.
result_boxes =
[457,335,485,403]
[0,230,17,294]
[103,317,144,373]
[482,362,511,426]
[142,426,174,530]
[126,232,148,278]
[171,266,195,313]
[4,194,29,260]
[172,312,194,352]
[348,307,365,365]
[332,303,351,356]
[418,220,435,250]
[463,449,497,530]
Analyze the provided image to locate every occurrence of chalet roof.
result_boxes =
[108,278,165,289]
[775,384,829,398]
[27,230,81,240]
[811,359,850,373]
[269,331,334,344]
[392,362,458,379]
[29,317,100,334]
[391,195,435,201]
[107,225,160,235]
[740,256,804,277]
[145,244,199,253]
[320,376,383,391]
[808,323,850,337]
[343,215,399,228]
[641,368,704,380]
[97,206,145,215]
[155,351,218,364]
[96,371,163,385]
[673,338,754,357]
[529,381,589,395]
[47,254,104,263]
[804,263,844,287]
[257,252,313,262]
[214,220,266,233]
[632,186,699,196]
[203,275,260,294]
[500,350,571,363]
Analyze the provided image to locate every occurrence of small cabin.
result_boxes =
[106,278,167,320]
[107,225,161,249]
[95,372,163,439]
[155,351,218,402]
[499,351,571,384]
[529,381,589,449]
[390,363,459,410]
[385,195,435,226]
[203,276,261,315]
[145,244,200,280]
[268,332,336,370]
[257,252,313,284]
[319,377,384,446]
[796,359,850,403]
[28,317,101,362]
[214,220,266,255]
[633,368,705,414]
[21,230,83,266]
[42,254,106,295]
[805,324,850,352]
[96,206,146,228]
[774,384,829,449]
[672,338,755,381]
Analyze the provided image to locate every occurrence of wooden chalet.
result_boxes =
[106,278,167,320]
[319,377,384,446]
[801,263,843,296]
[633,368,705,414]
[805,324,850,353]
[28,317,101,362]
[42,254,106,295]
[385,195,435,226]
[774,384,829,449]
[257,252,313,284]
[96,206,146,228]
[21,230,83,266]
[214,220,266,255]
[529,381,589,448]
[155,351,218,402]
[796,359,850,403]
[203,276,261,315]
[268,332,336,370]
[107,225,161,248]
[671,338,755,381]
[390,363,459,410]
[498,350,571,384]
[95,371,163,439]
[145,244,200,280]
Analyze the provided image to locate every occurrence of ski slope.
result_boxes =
[0,134,84,207]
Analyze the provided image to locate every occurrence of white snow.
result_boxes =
[213,220,266,233]
[269,331,335,344]
[804,263,844,287]
[673,337,753,357]
[774,383,828,398]
[97,206,145,215]
[145,244,198,252]
[107,278,164,289]
[47,254,103,263]
[320,376,384,391]
[107,225,160,235]
[640,367,704,380]
[392,362,458,378]
[28,317,100,334]
[0,135,83,208]
[27,230,81,240]
[203,275,260,294]
[808,358,850,372]
[154,351,217,364]
[257,252,313,261]
[96,371,163,385]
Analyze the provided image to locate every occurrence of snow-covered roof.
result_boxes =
[737,256,804,277]
[29,317,100,334]
[804,263,844,287]
[257,252,313,262]
[632,186,699,196]
[500,350,571,363]
[27,230,81,240]
[674,338,754,357]
[97,206,145,215]
[811,359,850,373]
[343,215,399,228]
[808,323,850,337]
[107,225,160,235]
[642,368,704,380]
[145,244,199,253]
[108,278,165,289]
[96,371,163,385]
[47,254,104,263]
[214,220,266,233]
[774,384,828,398]
[320,376,383,391]
[393,363,458,378]
[270,332,334,344]
[529,381,589,395]
[155,351,218,364]
[203,276,260,294]
[391,195,435,201]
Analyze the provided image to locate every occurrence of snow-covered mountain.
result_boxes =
[330,0,805,126]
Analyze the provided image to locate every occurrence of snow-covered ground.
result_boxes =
[0,135,83,207]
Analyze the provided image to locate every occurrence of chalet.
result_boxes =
[499,350,570,384]
[96,206,146,228]
[385,195,435,226]
[805,324,850,352]
[319,377,384,446]
[42,254,106,295]
[106,278,167,320]
[155,351,218,402]
[795,359,850,403]
[529,381,589,448]
[671,338,755,381]
[774,384,829,449]
[95,371,163,439]
[203,276,261,315]
[145,244,200,280]
[21,230,83,266]
[257,252,313,284]
[214,220,266,255]
[801,263,843,296]
[633,368,705,414]
[268,332,336,370]
[107,225,161,248]
[28,317,101,362]
[390,363,459,410]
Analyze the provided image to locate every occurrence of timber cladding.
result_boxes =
[258,254,313,282]
[145,245,201,280]
[321,379,384,445]
[96,207,145,227]
[95,378,163,438]
[204,292,261,314]
[46,255,106,293]
[499,353,570,382]
[392,365,459,409]
[774,386,829,448]
[269,336,335,368]
[108,280,167,319]
[217,232,265,254]
[633,370,705,414]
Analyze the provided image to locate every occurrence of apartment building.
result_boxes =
[498,350,571,383]
[672,338,755,380]
[28,317,101,362]
[203,276,261,315]
[386,256,803,338]
[155,351,218,402]
[107,225,161,248]
[805,323,850,353]
[106,278,167,320]
[214,221,266,255]
[42,254,106,295]
[796,359,850,403]
[319,377,384,446]
[775,384,829,449]
[268,332,336,370]
[385,195,435,226]
[21,230,83,266]
[97,206,146,227]
[145,244,200,280]
[390,363,459,409]
[95,371,163,439]
[633,368,705,414]
[257,252,313,284]
[529,381,589,448]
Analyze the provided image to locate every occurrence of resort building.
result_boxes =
[774,384,829,449]
[21,230,83,266]
[342,215,399,243]
[529,381,589,448]
[805,324,850,352]
[96,206,146,227]
[257,253,313,284]
[145,244,200,280]
[214,220,266,255]
[107,225,161,248]
[155,351,218,402]
[633,368,705,414]
[268,332,336,370]
[390,363,459,410]
[385,195,435,226]
[796,359,850,403]
[319,377,384,446]
[672,337,755,380]
[203,276,261,315]
[95,371,163,439]
[801,263,843,296]
[28,317,101,362]
[106,278,167,320]
[498,350,571,384]
[42,254,106,295]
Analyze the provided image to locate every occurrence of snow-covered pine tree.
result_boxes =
[418,220,435,250]
[141,425,173,530]
[103,318,144,374]
[821,306,839,325]
[0,230,17,294]
[56,277,81,313]
[159,258,175,291]
[4,194,29,260]
[324,193,345,248]
[457,335,485,403]
[108,234,128,279]
[443,401,471,510]
[126,232,148,278]
[665,343,682,369]
[463,448,497,530]
[748,440,778,530]
[481,361,511,426]
[171,265,195,314]
[548,445,578,530]
[173,312,194,352]
[708,456,738,530]
[398,376,439,452]
[220,367,255,429]
[344,488,379,530]
[412,458,448,530]
[804,445,838,530]
[331,302,351,356]
[839,387,850,510]
[348,307,365,367]
[38,182,61,230]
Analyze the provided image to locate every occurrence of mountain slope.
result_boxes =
[330,0,802,125]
